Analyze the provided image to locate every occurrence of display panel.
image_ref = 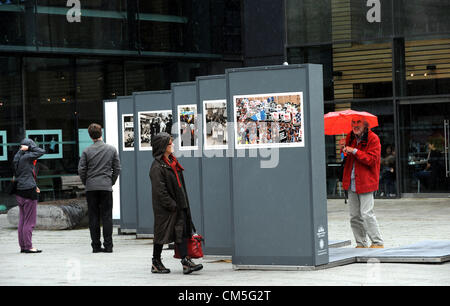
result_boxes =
[122,114,134,151]
[177,105,198,150]
[233,92,304,149]
[203,100,228,150]
[25,129,63,159]
[138,110,173,151]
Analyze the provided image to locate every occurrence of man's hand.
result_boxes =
[339,138,346,150]
[343,146,355,154]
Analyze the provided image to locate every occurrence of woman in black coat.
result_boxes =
[149,132,203,274]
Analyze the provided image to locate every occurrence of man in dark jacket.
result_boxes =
[13,138,45,253]
[78,123,121,253]
[149,132,203,274]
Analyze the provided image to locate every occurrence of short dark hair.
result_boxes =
[88,123,102,139]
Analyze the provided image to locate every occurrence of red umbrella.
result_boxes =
[324,109,378,135]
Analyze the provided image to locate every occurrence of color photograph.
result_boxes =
[203,100,228,150]
[178,105,198,150]
[234,92,304,149]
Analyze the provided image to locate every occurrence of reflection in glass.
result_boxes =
[399,101,450,193]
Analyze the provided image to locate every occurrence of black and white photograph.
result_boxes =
[178,105,198,150]
[122,114,134,151]
[203,100,228,150]
[234,92,304,149]
[138,110,172,151]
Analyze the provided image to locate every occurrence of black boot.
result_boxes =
[181,257,203,274]
[151,258,171,274]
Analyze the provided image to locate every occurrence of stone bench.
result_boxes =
[7,199,88,230]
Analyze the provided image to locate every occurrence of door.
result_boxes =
[399,100,450,194]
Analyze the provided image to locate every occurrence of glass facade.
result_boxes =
[1,0,449,206]
[0,0,242,206]
[286,0,450,197]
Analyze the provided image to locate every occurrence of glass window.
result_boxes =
[36,0,129,51]
[0,0,27,46]
[350,0,393,43]
[287,45,334,101]
[397,0,450,38]
[0,56,22,208]
[24,57,77,201]
[125,61,171,94]
[286,0,332,46]
[76,59,124,129]
[125,61,209,95]
[404,36,450,97]
[399,99,450,194]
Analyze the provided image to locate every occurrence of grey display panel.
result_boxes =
[134,90,173,236]
[117,96,137,233]
[197,75,232,256]
[171,82,203,235]
[227,64,329,267]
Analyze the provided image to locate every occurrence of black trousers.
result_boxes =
[86,190,113,250]
[153,239,188,260]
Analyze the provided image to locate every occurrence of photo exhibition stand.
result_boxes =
[227,64,329,269]
[103,99,121,223]
[196,75,233,256]
[106,64,330,268]
[105,64,450,270]
[117,95,137,234]
[133,90,173,238]
[171,82,203,235]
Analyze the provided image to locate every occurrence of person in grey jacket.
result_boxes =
[13,138,45,253]
[78,123,121,253]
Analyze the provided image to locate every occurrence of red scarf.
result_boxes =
[163,155,184,188]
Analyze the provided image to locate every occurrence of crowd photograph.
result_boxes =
[178,105,198,149]
[234,93,304,148]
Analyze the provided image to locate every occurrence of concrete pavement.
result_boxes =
[1,198,449,286]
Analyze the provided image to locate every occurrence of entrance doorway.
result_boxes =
[399,99,450,195]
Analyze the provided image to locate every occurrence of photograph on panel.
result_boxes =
[203,100,228,150]
[178,105,198,150]
[122,114,134,151]
[139,111,173,150]
[234,92,304,149]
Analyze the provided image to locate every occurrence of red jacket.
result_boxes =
[342,130,381,194]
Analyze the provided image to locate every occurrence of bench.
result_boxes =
[61,175,85,198]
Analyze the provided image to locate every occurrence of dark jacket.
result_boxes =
[13,139,45,190]
[342,130,381,194]
[78,140,121,192]
[149,132,195,245]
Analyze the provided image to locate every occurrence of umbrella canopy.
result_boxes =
[324,109,378,135]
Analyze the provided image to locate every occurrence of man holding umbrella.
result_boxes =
[339,114,384,249]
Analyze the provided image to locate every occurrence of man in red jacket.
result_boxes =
[340,116,384,248]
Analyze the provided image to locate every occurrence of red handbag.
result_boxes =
[174,234,204,259]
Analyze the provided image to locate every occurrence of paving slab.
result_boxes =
[1,198,450,286]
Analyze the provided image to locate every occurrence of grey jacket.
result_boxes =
[13,139,45,190]
[78,140,121,192]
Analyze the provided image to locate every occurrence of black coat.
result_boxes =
[149,133,195,245]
